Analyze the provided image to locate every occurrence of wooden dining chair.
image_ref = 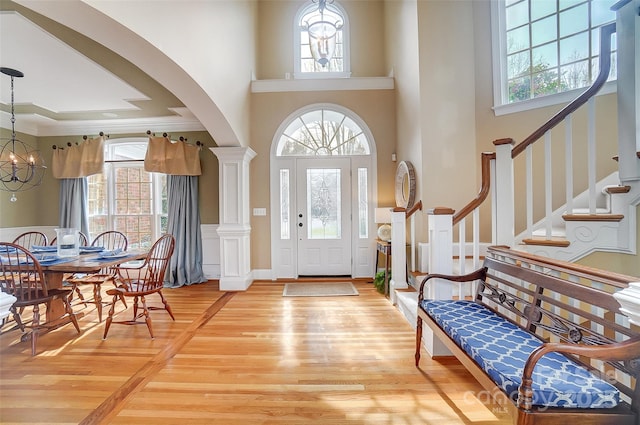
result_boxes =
[91,231,128,251]
[102,234,175,339]
[12,231,48,249]
[67,231,129,322]
[0,242,80,355]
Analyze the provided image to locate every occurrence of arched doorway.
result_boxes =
[270,104,377,279]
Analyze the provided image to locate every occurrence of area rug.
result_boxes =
[282,282,359,297]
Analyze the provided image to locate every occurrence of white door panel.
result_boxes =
[296,158,351,275]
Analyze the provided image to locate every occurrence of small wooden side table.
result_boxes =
[375,239,392,296]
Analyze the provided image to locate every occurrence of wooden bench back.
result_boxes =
[477,246,640,409]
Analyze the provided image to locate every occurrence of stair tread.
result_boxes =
[562,213,624,222]
[605,185,631,194]
[522,237,571,247]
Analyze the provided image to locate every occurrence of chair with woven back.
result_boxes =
[67,231,128,322]
[0,242,80,355]
[12,231,48,249]
[103,233,175,339]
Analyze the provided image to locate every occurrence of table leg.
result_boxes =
[43,271,68,323]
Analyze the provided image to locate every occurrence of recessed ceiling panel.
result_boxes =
[0,12,149,113]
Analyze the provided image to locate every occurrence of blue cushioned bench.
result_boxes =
[415,246,640,425]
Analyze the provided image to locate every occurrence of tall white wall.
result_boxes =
[17,0,257,147]
[84,0,256,147]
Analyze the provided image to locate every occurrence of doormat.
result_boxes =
[282,282,359,297]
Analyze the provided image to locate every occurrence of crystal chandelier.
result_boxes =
[0,67,46,202]
[304,0,343,68]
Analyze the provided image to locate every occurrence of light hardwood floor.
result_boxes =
[0,280,512,424]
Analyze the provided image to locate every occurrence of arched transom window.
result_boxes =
[276,108,370,156]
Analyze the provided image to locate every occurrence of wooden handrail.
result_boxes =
[488,245,637,289]
[452,152,495,225]
[405,200,422,219]
[511,22,615,158]
[449,23,615,228]
[392,200,423,218]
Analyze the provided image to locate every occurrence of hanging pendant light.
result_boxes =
[0,67,46,202]
[304,0,343,68]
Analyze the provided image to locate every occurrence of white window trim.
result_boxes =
[269,103,378,279]
[490,0,618,116]
[88,137,166,248]
[293,1,351,79]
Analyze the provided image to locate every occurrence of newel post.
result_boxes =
[420,207,455,357]
[427,207,454,300]
[493,138,516,246]
[390,208,408,302]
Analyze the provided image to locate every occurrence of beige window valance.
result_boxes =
[51,135,105,179]
[144,136,202,176]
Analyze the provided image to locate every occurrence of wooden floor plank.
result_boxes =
[1,280,512,424]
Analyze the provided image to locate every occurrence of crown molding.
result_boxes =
[251,76,394,93]
[1,115,205,137]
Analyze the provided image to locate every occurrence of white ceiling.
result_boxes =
[0,7,204,137]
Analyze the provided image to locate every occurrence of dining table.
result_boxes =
[35,248,148,324]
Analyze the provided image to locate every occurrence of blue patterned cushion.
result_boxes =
[420,300,619,408]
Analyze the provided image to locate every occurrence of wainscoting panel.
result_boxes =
[201,224,220,279]
[0,226,56,244]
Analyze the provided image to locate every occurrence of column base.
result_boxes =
[219,274,253,291]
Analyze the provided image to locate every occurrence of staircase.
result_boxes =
[519,174,640,260]
[432,20,638,268]
[392,5,640,328]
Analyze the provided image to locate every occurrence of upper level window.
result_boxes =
[276,107,370,156]
[294,0,350,78]
[492,0,617,114]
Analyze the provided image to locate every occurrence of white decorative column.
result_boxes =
[210,147,256,291]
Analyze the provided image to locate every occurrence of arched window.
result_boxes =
[294,0,350,78]
[276,108,369,156]
[270,104,376,279]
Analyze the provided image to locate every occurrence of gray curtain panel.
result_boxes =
[59,178,90,237]
[164,175,206,288]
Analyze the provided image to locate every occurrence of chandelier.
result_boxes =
[304,0,343,68]
[0,67,45,202]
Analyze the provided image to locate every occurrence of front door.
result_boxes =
[296,158,351,276]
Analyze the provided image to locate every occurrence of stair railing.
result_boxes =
[427,22,616,290]
[508,22,617,244]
